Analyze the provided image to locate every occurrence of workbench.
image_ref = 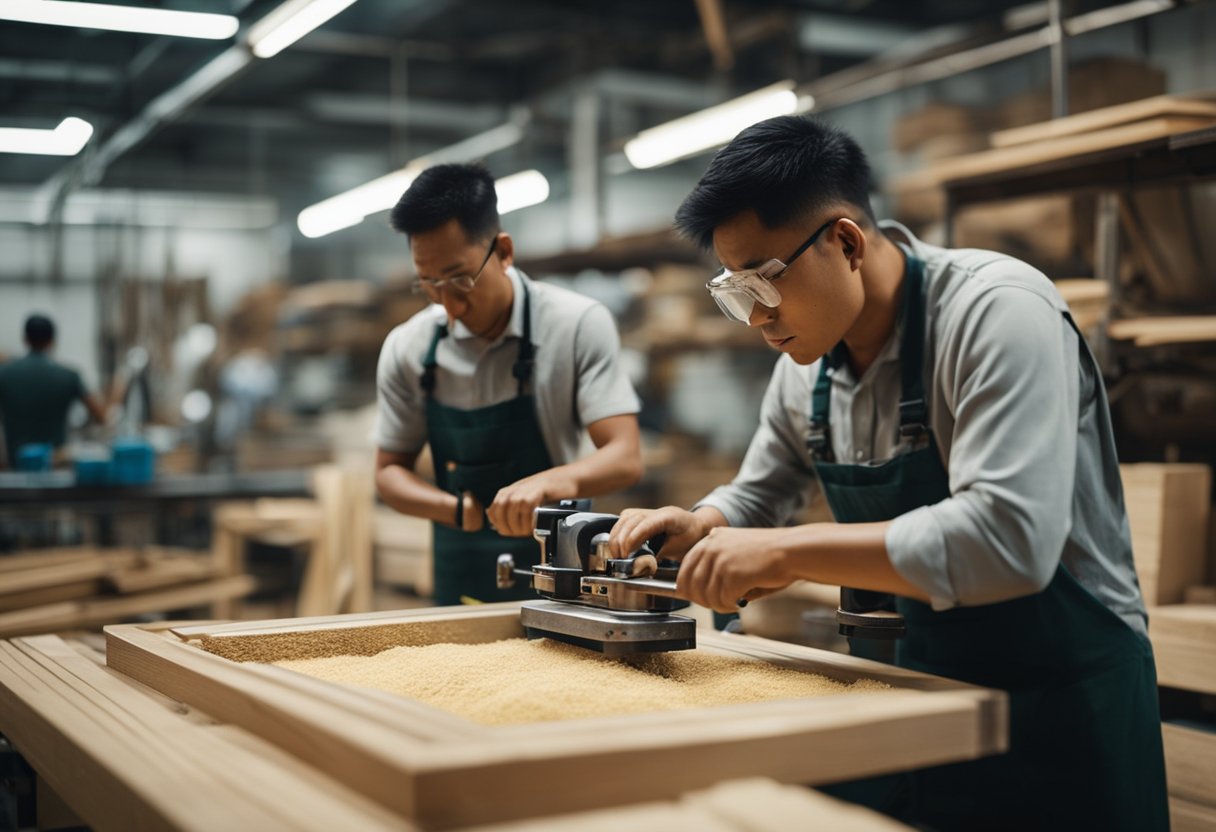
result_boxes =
[0,605,1007,830]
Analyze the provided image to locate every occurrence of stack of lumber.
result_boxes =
[1123,464,1216,831]
[0,547,253,638]
[0,630,404,831]
[1120,464,1211,608]
[1153,605,1216,832]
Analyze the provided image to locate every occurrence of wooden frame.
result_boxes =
[107,603,1006,829]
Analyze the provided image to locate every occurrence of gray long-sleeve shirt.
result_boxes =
[697,221,1147,636]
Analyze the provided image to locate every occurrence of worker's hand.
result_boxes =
[677,526,793,613]
[460,492,485,533]
[608,506,711,560]
[487,469,577,537]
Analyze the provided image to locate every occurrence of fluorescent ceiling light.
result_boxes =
[495,170,549,215]
[297,168,549,239]
[624,81,802,169]
[0,117,93,156]
[298,166,420,239]
[0,0,238,40]
[248,0,359,59]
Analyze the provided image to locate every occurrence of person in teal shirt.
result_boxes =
[0,315,109,467]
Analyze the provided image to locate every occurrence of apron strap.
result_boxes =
[420,322,448,396]
[896,246,928,441]
[807,244,929,460]
[511,278,536,396]
[419,276,537,397]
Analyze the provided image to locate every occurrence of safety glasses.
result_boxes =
[412,237,498,299]
[706,218,837,323]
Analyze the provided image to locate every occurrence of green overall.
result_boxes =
[814,248,1168,831]
[422,281,553,606]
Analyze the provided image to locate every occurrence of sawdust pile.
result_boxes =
[199,619,498,663]
[270,638,891,726]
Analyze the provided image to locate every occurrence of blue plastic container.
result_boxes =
[111,438,156,484]
[74,457,114,485]
[15,443,53,472]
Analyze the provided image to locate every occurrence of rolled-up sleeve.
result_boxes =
[371,326,428,454]
[888,284,1078,609]
[695,357,818,527]
[572,304,640,426]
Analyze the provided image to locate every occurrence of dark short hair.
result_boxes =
[389,162,500,242]
[674,115,877,251]
[24,314,55,349]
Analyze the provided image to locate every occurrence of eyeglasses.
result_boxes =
[706,218,838,323]
[412,237,498,298]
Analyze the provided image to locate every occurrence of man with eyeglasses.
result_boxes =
[373,163,642,606]
[608,117,1166,831]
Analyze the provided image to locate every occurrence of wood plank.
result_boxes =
[991,95,1216,148]
[1108,316,1216,347]
[896,116,1216,190]
[0,636,407,831]
[0,551,139,596]
[0,575,255,638]
[463,778,912,831]
[0,547,99,573]
[169,600,527,640]
[1120,464,1211,606]
[1151,604,1216,695]
[105,555,219,594]
[1170,796,1216,832]
[0,580,99,613]
[1163,722,1216,806]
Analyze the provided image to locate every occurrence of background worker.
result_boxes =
[374,163,643,606]
[608,116,1167,831]
[0,314,110,468]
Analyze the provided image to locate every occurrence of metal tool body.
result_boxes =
[497,501,696,656]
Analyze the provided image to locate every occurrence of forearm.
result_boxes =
[375,463,459,526]
[776,521,930,602]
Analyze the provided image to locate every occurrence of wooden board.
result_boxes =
[106,604,1007,830]
[991,95,1216,149]
[1108,317,1216,347]
[1171,797,1216,832]
[0,635,409,831]
[1150,604,1216,696]
[1120,464,1212,606]
[895,116,1216,191]
[464,777,912,831]
[0,575,255,638]
[1163,722,1216,807]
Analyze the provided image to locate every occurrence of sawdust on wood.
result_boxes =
[262,638,891,726]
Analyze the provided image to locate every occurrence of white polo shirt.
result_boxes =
[373,267,640,465]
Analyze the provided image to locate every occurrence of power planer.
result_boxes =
[496,501,698,656]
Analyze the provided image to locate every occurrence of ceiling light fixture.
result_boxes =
[623,81,804,169]
[247,0,359,59]
[0,0,238,40]
[298,168,550,239]
[0,117,94,156]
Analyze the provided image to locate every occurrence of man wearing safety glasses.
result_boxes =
[374,163,642,606]
[608,117,1165,830]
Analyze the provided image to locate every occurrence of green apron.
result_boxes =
[814,248,1168,831]
[422,281,553,606]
